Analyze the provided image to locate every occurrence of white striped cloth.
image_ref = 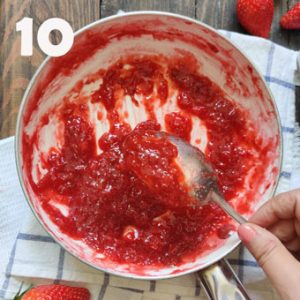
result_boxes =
[0,31,299,300]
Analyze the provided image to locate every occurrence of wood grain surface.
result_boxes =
[0,0,299,138]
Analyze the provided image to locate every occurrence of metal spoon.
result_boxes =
[156,132,247,225]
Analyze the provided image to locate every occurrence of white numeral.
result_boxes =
[37,18,74,57]
[16,17,74,57]
[16,17,33,56]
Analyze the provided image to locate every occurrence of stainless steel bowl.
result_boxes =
[15,11,282,299]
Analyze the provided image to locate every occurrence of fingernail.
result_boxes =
[238,224,256,243]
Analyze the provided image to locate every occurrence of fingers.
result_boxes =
[238,223,300,300]
[268,219,296,242]
[295,219,300,237]
[284,238,300,252]
[250,189,300,228]
[268,220,300,251]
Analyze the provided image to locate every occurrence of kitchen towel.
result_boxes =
[0,30,300,300]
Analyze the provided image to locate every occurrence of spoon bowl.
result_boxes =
[155,131,247,224]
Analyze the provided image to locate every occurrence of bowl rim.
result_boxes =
[15,10,283,280]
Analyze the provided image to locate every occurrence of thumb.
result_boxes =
[238,223,300,300]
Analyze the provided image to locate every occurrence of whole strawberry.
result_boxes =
[237,0,274,38]
[14,284,90,300]
[280,2,300,29]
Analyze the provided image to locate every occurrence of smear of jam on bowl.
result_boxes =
[22,54,276,269]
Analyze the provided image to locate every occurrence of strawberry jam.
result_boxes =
[23,55,274,267]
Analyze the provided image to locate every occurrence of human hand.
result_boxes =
[238,189,300,300]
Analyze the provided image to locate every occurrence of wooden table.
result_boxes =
[0,0,299,139]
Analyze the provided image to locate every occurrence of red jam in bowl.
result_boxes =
[22,55,275,267]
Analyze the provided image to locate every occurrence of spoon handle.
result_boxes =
[209,191,247,225]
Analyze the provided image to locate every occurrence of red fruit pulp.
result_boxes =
[23,55,274,267]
